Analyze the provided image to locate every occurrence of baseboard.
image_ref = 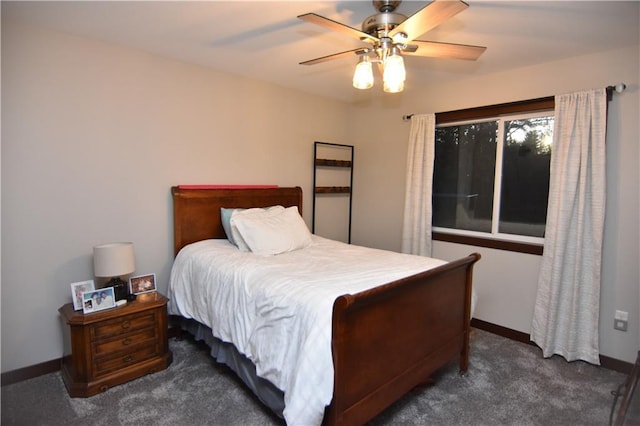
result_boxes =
[1,326,182,387]
[600,354,635,375]
[471,318,634,374]
[471,318,535,346]
[2,322,632,386]
[1,358,61,387]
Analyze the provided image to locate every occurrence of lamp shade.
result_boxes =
[93,242,135,278]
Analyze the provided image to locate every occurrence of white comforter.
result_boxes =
[168,235,447,426]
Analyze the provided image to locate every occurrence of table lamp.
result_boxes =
[93,242,135,301]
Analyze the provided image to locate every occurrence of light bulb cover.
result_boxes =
[352,56,374,90]
[383,49,405,93]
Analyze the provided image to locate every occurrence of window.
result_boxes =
[432,98,554,253]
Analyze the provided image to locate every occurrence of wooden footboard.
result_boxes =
[325,253,480,426]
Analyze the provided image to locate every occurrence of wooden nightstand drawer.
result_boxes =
[91,311,156,340]
[94,345,159,376]
[93,327,157,356]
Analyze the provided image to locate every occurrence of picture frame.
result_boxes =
[82,287,116,314]
[129,273,156,295]
[70,280,95,311]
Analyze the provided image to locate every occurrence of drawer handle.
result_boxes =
[122,338,131,346]
[99,385,109,392]
[121,320,131,329]
[123,355,133,363]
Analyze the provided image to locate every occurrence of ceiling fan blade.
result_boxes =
[403,40,486,60]
[298,13,378,44]
[300,48,369,66]
[389,0,468,43]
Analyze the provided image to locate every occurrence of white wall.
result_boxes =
[349,45,640,363]
[1,20,352,372]
[2,19,638,373]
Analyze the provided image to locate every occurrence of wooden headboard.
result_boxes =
[171,186,303,256]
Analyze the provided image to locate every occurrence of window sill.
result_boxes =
[432,231,543,255]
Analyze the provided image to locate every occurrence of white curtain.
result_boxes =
[401,114,435,256]
[531,88,607,365]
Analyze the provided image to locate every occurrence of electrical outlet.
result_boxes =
[614,319,628,332]
[614,310,629,332]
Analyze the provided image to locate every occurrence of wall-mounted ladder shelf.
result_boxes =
[312,141,354,243]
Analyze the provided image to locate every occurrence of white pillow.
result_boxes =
[232,206,312,256]
[227,206,284,251]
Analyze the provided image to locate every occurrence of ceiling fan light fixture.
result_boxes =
[298,0,485,94]
[353,56,374,90]
[383,47,405,93]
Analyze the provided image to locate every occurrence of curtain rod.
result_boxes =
[606,82,627,101]
[402,82,627,121]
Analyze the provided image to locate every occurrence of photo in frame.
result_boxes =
[82,287,116,314]
[129,273,156,295]
[70,280,95,311]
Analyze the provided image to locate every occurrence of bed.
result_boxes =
[168,185,480,426]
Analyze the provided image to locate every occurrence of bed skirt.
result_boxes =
[172,317,285,418]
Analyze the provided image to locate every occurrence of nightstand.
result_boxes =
[58,292,173,397]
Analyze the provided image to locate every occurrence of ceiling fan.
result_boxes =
[298,0,486,93]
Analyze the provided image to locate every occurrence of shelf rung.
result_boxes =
[315,186,351,194]
[315,159,352,167]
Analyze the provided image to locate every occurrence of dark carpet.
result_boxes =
[1,329,629,425]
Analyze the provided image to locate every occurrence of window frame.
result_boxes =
[433,96,555,255]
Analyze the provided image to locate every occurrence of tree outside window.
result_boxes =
[433,112,554,244]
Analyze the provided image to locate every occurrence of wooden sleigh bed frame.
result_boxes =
[171,185,480,425]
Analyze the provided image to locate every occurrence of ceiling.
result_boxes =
[4,1,639,103]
